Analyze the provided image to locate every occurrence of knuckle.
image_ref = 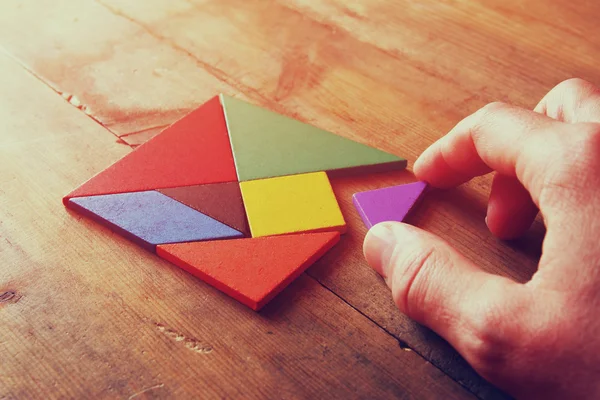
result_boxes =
[469,102,510,141]
[462,306,526,378]
[465,311,515,367]
[463,299,558,381]
[478,101,509,118]
[554,77,592,95]
[388,240,441,316]
[539,123,600,201]
[578,124,600,159]
[543,79,600,122]
[557,123,600,171]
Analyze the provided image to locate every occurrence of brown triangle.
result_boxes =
[158,182,250,236]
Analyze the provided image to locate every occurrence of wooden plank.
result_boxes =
[282,0,599,88]
[74,3,591,398]
[0,50,473,399]
[7,1,543,397]
[0,0,233,137]
[2,1,596,398]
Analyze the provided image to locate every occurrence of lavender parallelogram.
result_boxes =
[67,190,243,251]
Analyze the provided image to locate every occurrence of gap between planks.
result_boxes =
[2,19,473,397]
[93,0,281,115]
[0,44,130,147]
[304,271,490,400]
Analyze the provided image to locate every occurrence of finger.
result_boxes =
[486,174,539,240]
[535,78,600,123]
[363,222,526,358]
[413,102,567,203]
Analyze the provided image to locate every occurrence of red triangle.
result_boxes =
[156,232,340,310]
[157,182,249,236]
[64,96,237,203]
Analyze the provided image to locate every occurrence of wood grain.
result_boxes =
[1,0,598,398]
[0,52,471,399]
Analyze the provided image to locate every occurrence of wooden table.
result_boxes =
[1,1,598,398]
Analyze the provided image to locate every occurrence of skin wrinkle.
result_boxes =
[363,79,600,398]
[398,245,436,322]
[539,126,600,212]
[541,79,600,123]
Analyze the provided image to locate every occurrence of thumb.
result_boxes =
[363,222,528,370]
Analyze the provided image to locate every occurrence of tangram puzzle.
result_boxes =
[64,94,416,310]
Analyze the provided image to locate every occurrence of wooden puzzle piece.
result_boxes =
[157,231,340,310]
[240,172,346,238]
[67,191,243,251]
[220,95,407,181]
[158,182,249,236]
[64,96,237,202]
[352,181,428,229]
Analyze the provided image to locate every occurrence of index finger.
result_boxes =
[413,102,567,204]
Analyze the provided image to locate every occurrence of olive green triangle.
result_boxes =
[220,95,407,182]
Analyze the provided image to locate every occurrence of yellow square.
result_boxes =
[240,172,346,238]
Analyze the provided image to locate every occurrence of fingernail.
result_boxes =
[364,223,397,280]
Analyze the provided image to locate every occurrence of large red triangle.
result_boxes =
[156,232,340,310]
[157,182,249,236]
[64,96,237,203]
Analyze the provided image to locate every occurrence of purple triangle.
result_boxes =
[352,181,428,229]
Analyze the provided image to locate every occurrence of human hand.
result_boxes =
[363,79,600,399]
